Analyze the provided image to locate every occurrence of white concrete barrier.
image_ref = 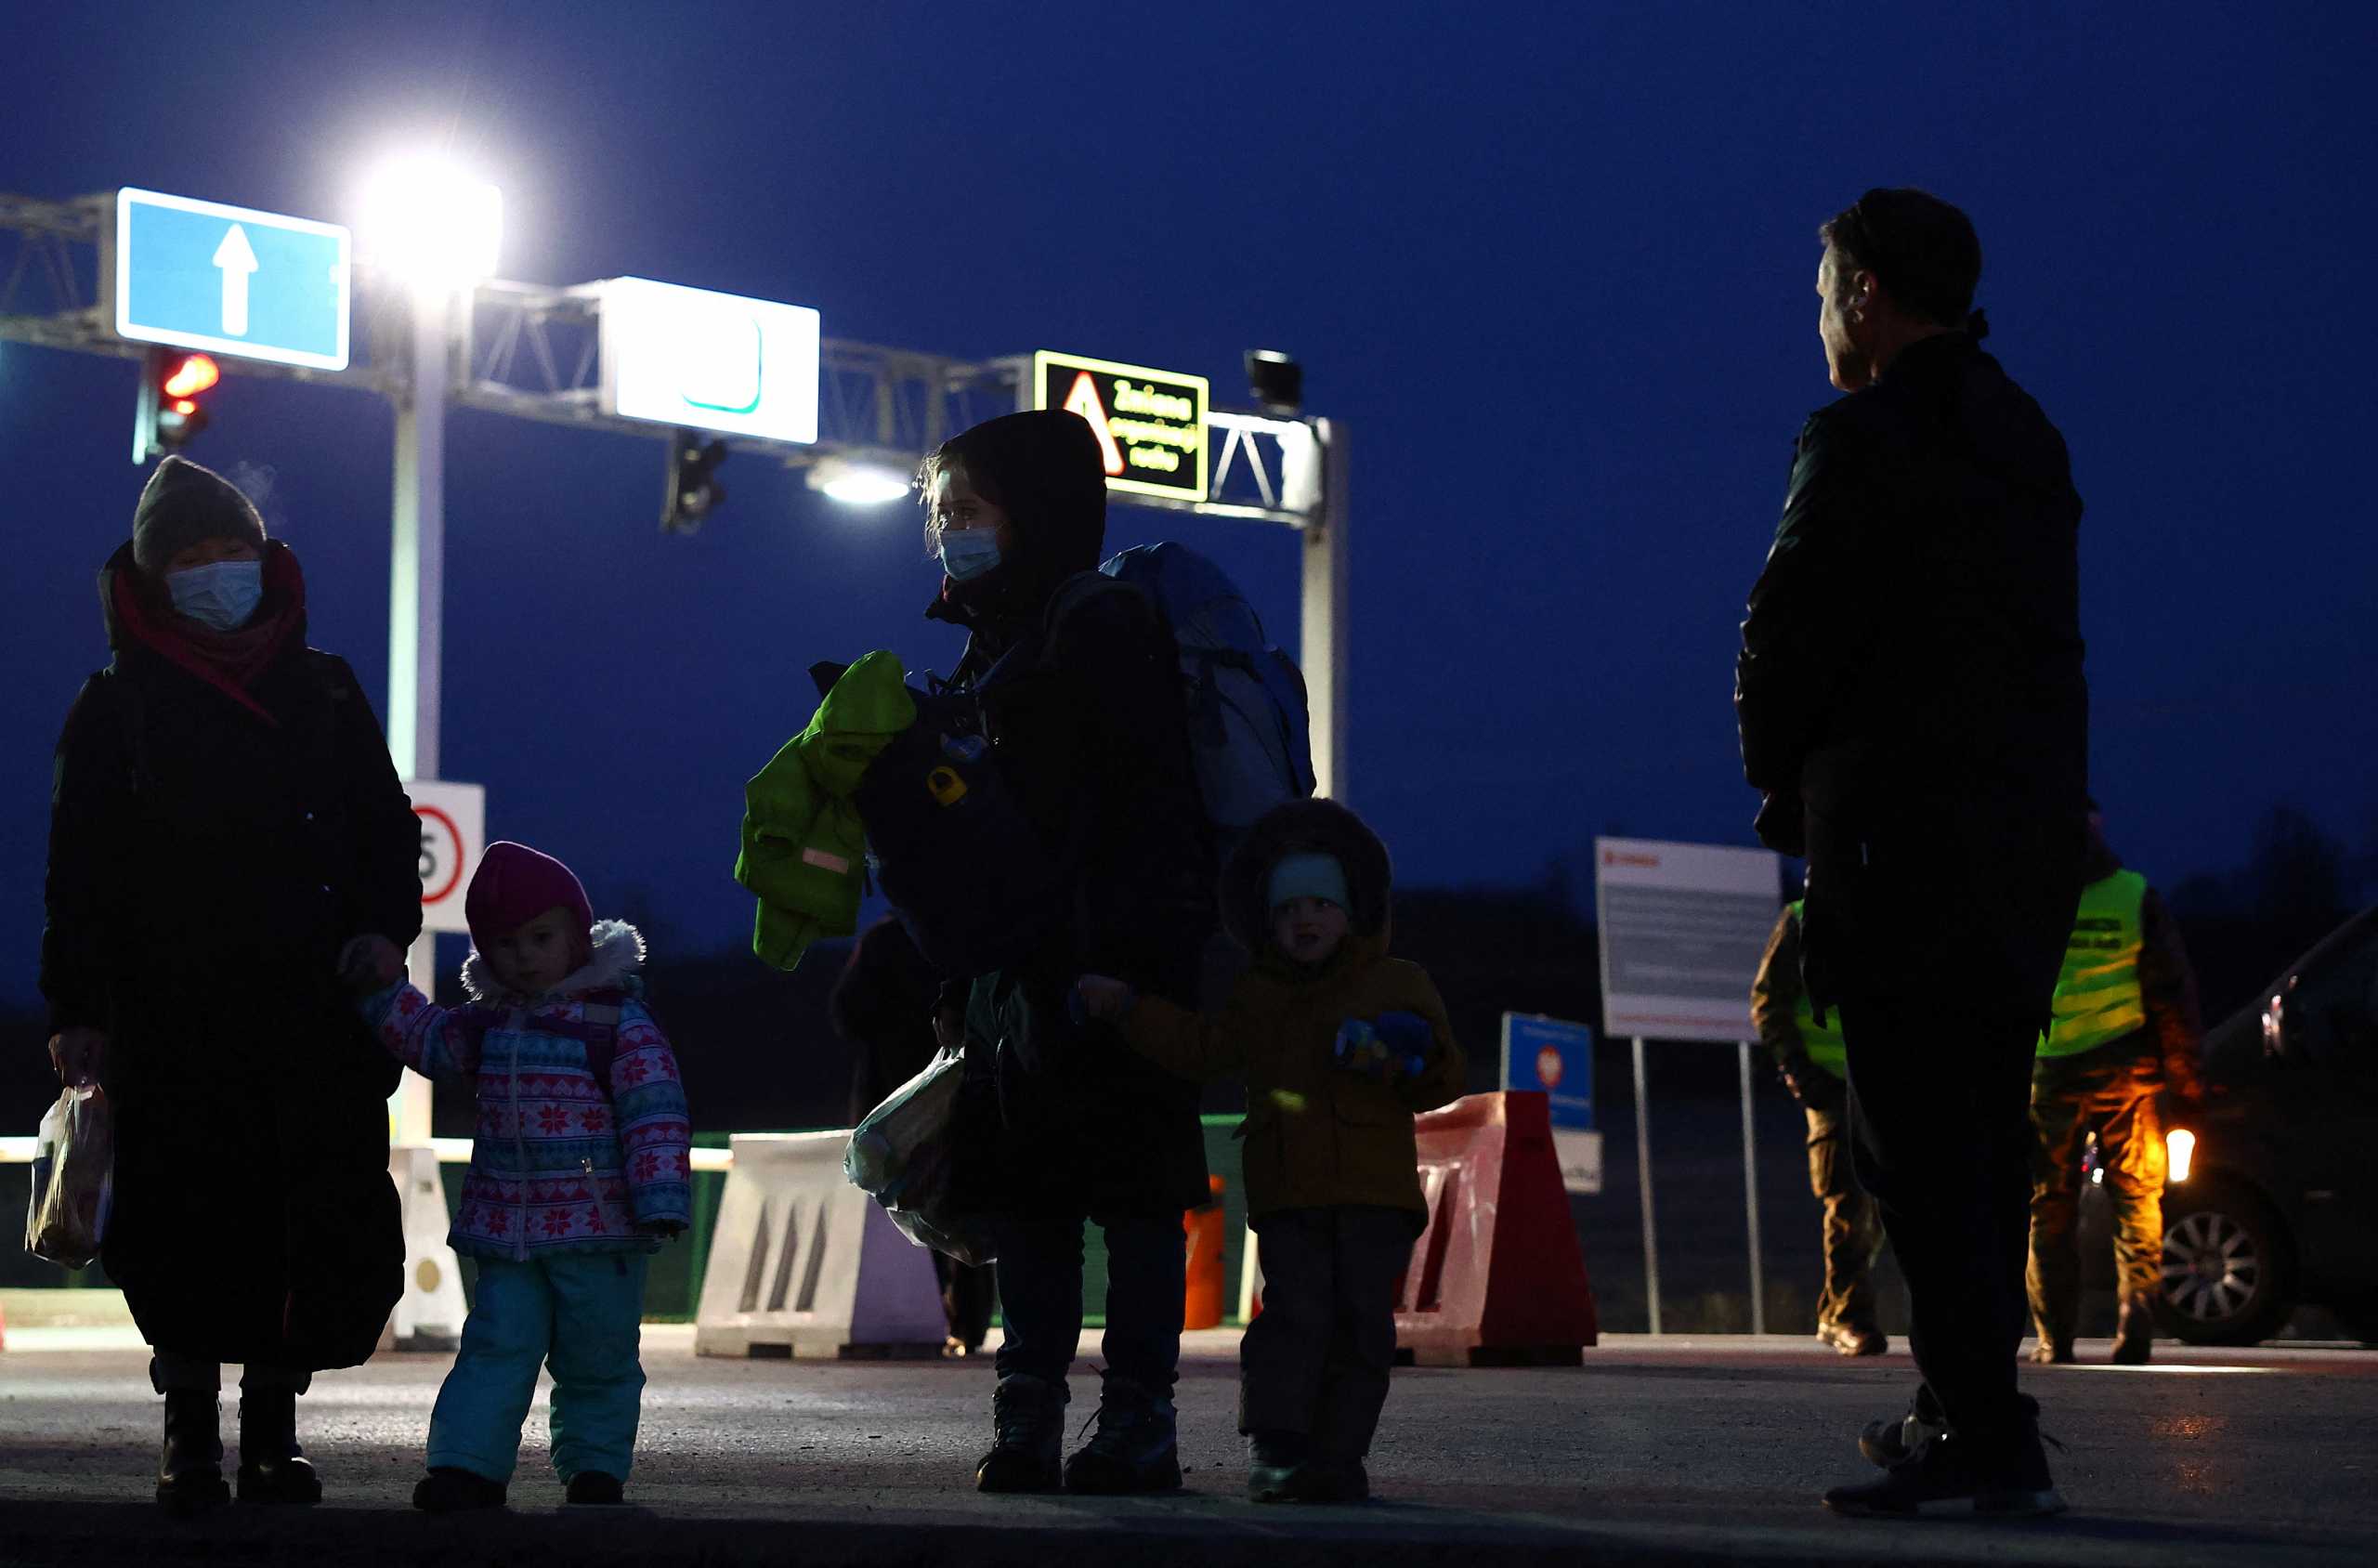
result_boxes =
[383,1144,466,1352]
[694,1130,947,1359]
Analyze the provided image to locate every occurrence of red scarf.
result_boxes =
[112,546,307,725]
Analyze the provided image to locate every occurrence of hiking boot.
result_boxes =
[157,1391,231,1516]
[412,1467,507,1512]
[976,1374,1066,1494]
[1825,1423,2066,1519]
[2030,1338,2076,1364]
[565,1471,625,1505]
[235,1387,320,1505]
[1817,1319,1888,1357]
[1247,1430,1311,1503]
[2111,1296,2155,1365]
[1063,1375,1182,1494]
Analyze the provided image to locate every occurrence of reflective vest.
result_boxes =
[1787,901,1849,1078]
[2039,869,2149,1059]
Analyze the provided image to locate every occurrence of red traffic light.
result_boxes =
[161,353,220,399]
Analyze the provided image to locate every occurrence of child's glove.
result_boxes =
[1333,1012,1436,1079]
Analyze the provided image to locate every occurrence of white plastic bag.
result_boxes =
[26,1082,113,1269]
[843,1048,996,1265]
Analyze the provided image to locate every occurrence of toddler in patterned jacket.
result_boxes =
[356,840,690,1511]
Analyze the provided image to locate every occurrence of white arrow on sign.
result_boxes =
[211,223,258,337]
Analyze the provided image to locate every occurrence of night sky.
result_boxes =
[5,2,2373,1002]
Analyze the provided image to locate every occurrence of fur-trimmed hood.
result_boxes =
[461,918,646,1005]
[1222,799,1393,968]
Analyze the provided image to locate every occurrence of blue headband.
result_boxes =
[1268,852,1349,913]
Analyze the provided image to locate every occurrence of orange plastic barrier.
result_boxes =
[1183,1175,1227,1330]
[1394,1091,1598,1365]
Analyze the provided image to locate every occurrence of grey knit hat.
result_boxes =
[131,456,267,576]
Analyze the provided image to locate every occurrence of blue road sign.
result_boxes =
[1500,1013,1596,1130]
[114,189,350,371]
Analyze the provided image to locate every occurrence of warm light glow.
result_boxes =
[163,354,219,399]
[171,399,196,415]
[2167,1128,2196,1183]
[356,155,503,285]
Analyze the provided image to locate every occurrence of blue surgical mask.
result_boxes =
[166,559,265,631]
[939,528,1004,582]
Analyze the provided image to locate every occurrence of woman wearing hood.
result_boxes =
[918,411,1216,1495]
[40,456,422,1513]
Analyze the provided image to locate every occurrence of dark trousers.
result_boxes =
[2029,1051,2168,1345]
[992,1210,1183,1394]
[1802,1088,1885,1331]
[1239,1205,1417,1459]
[1840,997,2040,1447]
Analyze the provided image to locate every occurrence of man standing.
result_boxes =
[1736,189,2088,1517]
[1752,898,1887,1357]
[2028,808,2204,1365]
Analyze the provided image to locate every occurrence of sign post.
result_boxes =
[1594,837,1781,1335]
[1500,1013,1601,1193]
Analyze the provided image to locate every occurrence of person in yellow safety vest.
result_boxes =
[2027,807,2205,1365]
[1752,899,1888,1356]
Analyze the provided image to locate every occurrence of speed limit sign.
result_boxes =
[406,780,486,935]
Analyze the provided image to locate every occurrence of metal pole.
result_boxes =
[1632,1035,1661,1335]
[1302,418,1349,801]
[387,283,448,1146]
[1739,1040,1766,1336]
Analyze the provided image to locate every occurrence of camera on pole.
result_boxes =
[133,346,221,462]
[661,428,727,533]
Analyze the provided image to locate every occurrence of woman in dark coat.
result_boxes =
[916,411,1214,1494]
[41,456,421,1513]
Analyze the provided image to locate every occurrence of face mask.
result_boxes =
[939,528,1004,583]
[166,559,265,632]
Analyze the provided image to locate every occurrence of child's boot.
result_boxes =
[566,1471,625,1505]
[236,1381,320,1505]
[1247,1429,1311,1503]
[157,1390,231,1516]
[975,1373,1065,1493]
[1064,1372,1182,1494]
[413,1466,508,1512]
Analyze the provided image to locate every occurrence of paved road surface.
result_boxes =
[3,1326,2372,1566]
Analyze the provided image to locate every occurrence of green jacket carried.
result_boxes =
[735,651,915,971]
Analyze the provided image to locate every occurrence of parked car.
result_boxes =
[2151,907,2378,1344]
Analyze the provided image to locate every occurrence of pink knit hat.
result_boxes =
[464,842,593,955]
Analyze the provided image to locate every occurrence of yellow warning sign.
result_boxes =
[1033,350,1209,503]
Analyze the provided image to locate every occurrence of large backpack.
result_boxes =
[856,544,1315,976]
[1054,542,1316,861]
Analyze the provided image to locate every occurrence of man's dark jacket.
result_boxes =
[43,541,420,1369]
[1736,333,2090,1016]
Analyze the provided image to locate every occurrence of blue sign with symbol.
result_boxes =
[1500,1013,1596,1130]
[114,189,350,371]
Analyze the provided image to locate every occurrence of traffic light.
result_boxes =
[133,346,221,462]
[660,428,727,533]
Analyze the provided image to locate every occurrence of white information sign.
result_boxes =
[407,780,486,935]
[1594,837,1780,1043]
[1552,1130,1604,1196]
[598,276,820,444]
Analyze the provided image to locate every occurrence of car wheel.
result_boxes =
[2152,1180,2296,1346]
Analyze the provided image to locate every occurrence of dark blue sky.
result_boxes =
[5,2,2373,998]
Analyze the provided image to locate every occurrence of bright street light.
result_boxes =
[807,453,911,506]
[356,155,503,287]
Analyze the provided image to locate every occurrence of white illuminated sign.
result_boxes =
[598,277,819,444]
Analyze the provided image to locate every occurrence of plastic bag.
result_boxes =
[26,1082,113,1269]
[844,1048,997,1266]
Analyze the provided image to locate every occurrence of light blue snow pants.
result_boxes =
[426,1251,648,1484]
